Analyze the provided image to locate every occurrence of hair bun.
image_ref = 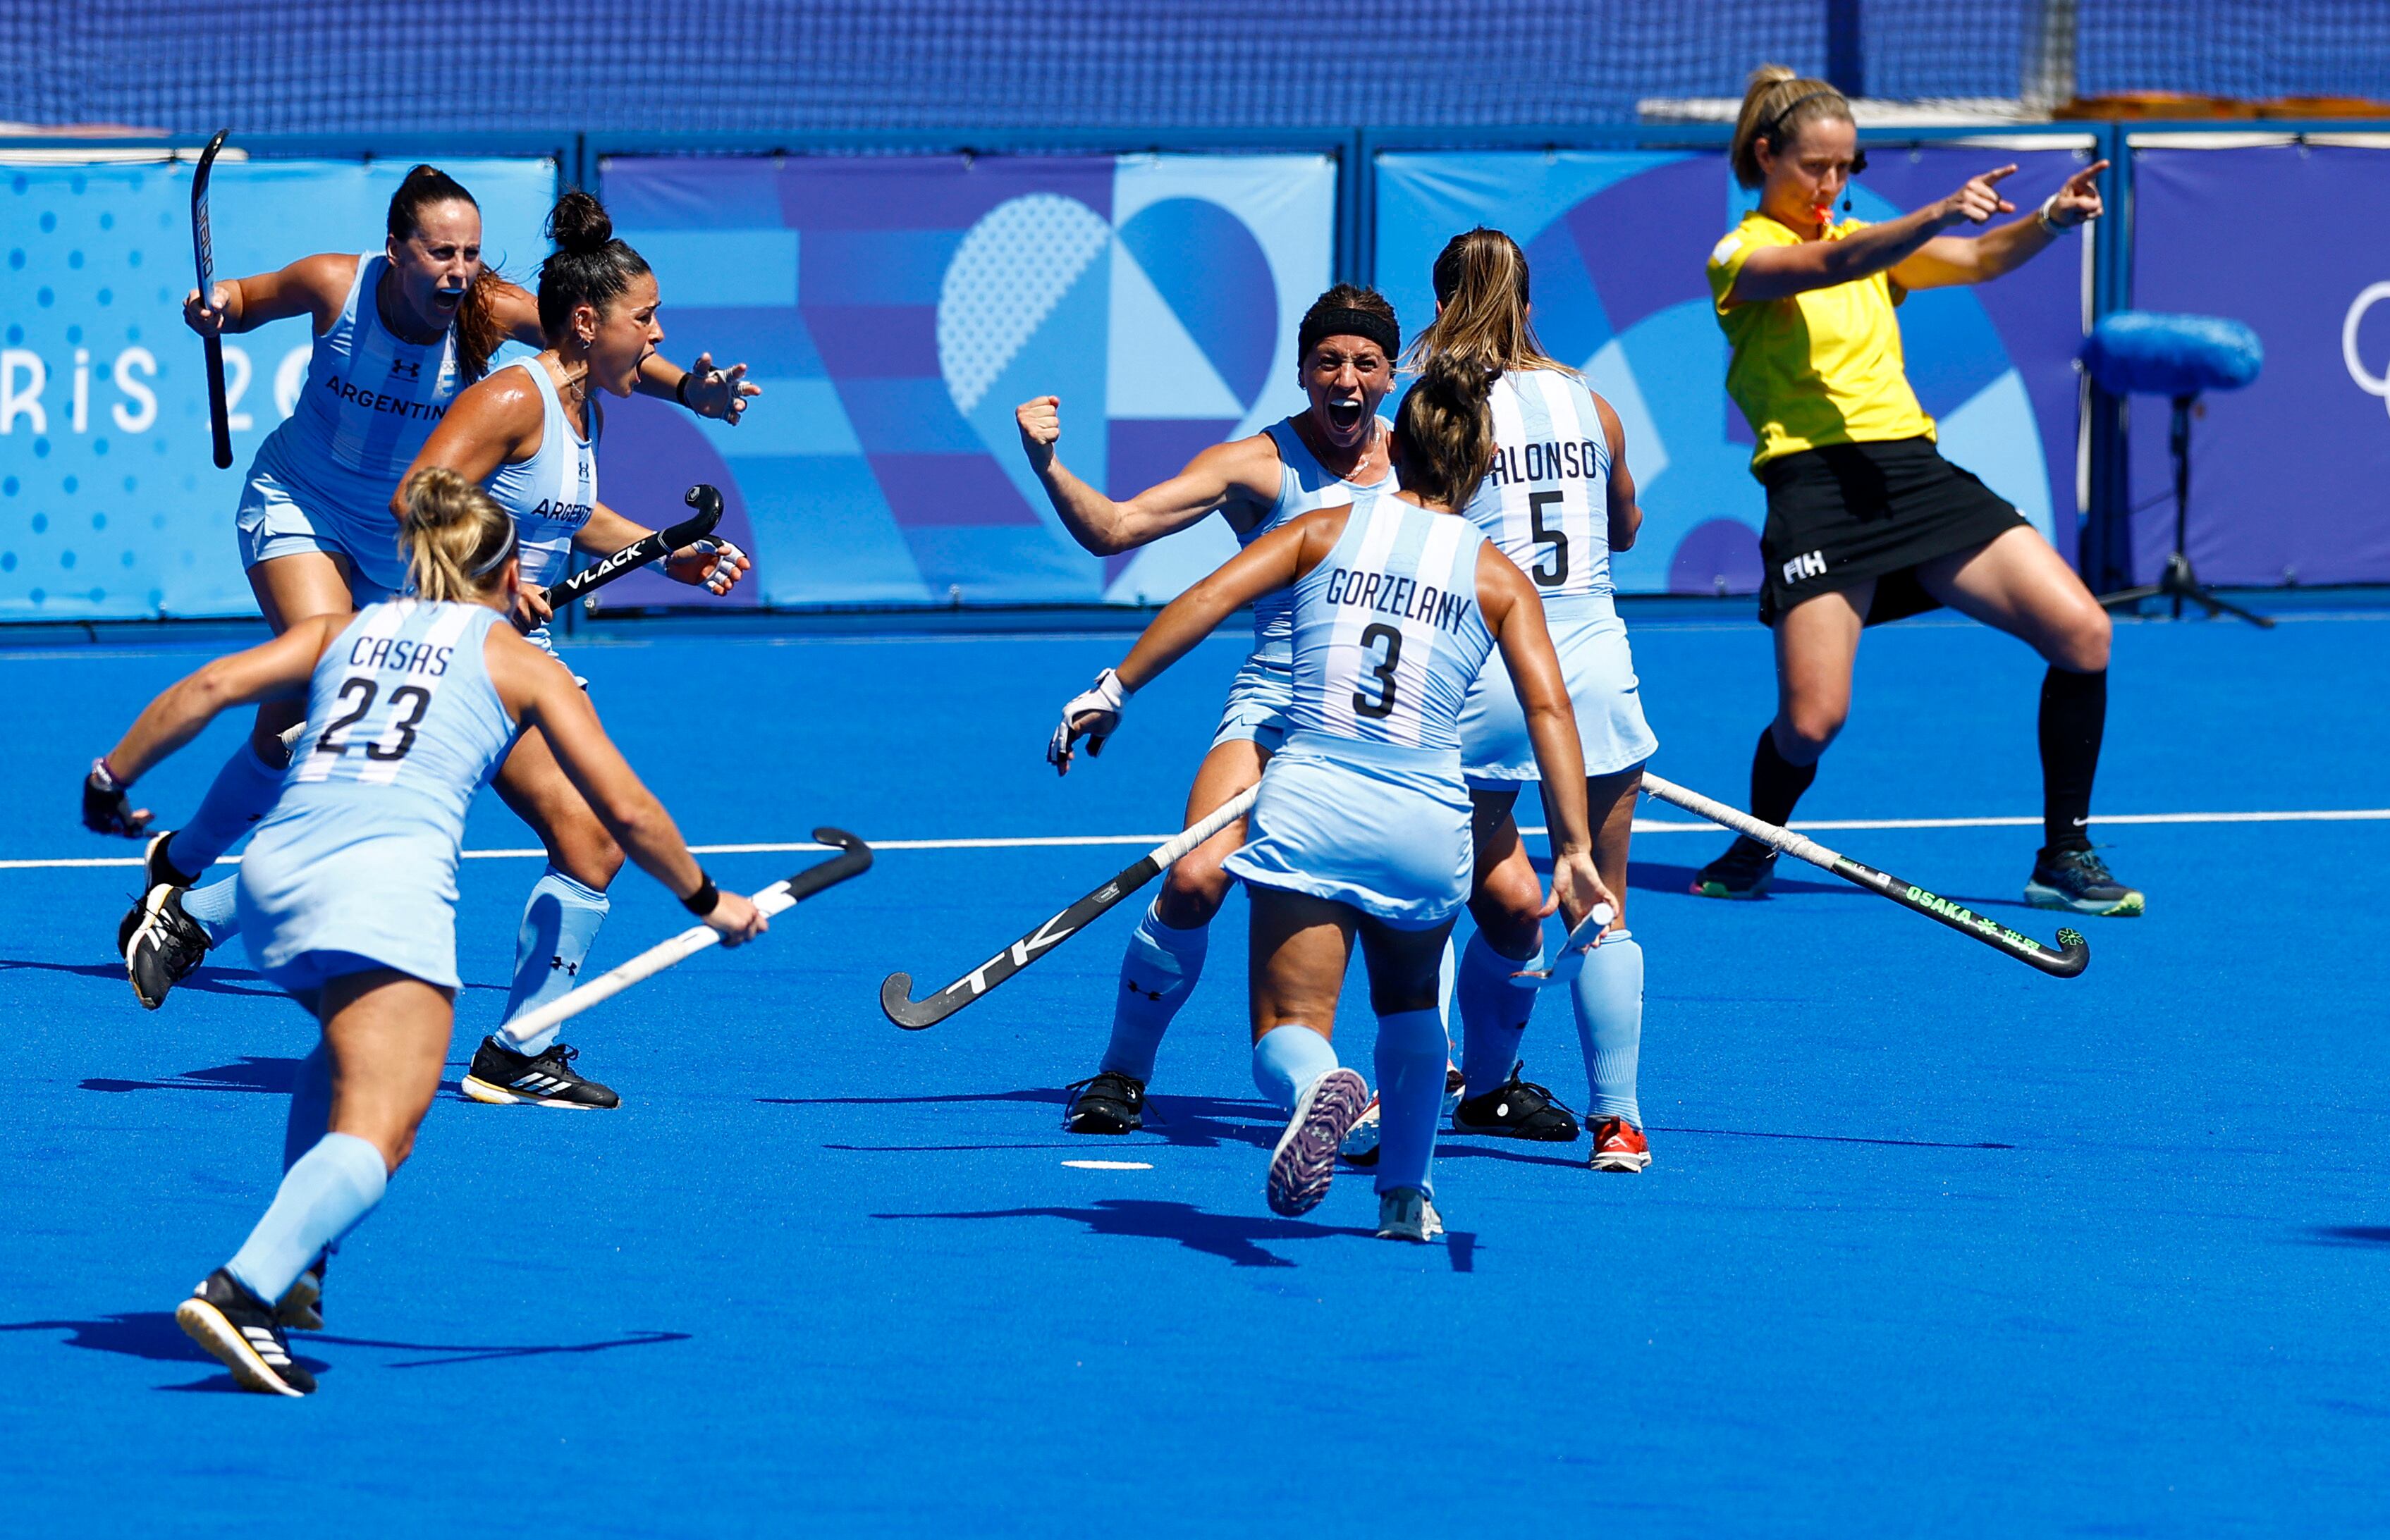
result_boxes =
[546,190,613,255]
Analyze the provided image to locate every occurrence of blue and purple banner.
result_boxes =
[2128,144,2390,587]
[592,153,1336,610]
[1373,144,2094,595]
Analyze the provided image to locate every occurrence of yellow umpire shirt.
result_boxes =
[1706,211,1936,472]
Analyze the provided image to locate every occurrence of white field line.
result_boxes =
[8,806,2386,872]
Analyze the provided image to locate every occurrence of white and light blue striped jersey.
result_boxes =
[271,253,465,485]
[1461,368,1615,600]
[484,360,599,591]
[1246,417,1397,664]
[1285,500,1494,752]
[285,600,517,843]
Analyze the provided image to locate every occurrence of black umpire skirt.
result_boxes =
[1756,436,2030,627]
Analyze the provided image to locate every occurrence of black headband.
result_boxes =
[1299,306,1399,360]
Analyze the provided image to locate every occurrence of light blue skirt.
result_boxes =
[1223,731,1471,928]
[235,788,464,995]
[1208,648,1295,753]
[233,433,410,601]
[1459,592,1657,787]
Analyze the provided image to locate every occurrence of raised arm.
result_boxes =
[183,252,358,340]
[1046,506,1345,773]
[1016,395,1279,555]
[1476,547,1616,929]
[488,281,761,424]
[1891,159,2108,290]
[1727,166,2018,304]
[1591,392,1641,553]
[487,629,763,943]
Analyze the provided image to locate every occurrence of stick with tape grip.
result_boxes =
[881,783,1261,1030]
[190,129,233,470]
[497,828,871,1050]
[1640,771,2088,978]
[551,483,723,605]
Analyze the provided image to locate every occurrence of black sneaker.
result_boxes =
[1692,836,1777,899]
[277,1256,325,1331]
[123,883,211,1011]
[1062,1071,1145,1134]
[460,1036,621,1108]
[1452,1061,1581,1142]
[175,1267,317,1396]
[2026,846,2145,917]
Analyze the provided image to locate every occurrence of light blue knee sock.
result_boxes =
[1098,903,1208,1081]
[281,1042,332,1174]
[1457,930,1545,1098]
[1435,935,1456,1040]
[1251,1023,1338,1114]
[180,875,241,949]
[501,867,611,1055]
[167,741,285,875]
[1571,928,1645,1125]
[224,1132,386,1305]
[1373,1007,1446,1196]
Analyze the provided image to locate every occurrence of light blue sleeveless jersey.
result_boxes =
[1461,368,1614,603]
[484,360,600,593]
[1248,417,1397,663]
[1285,500,1494,753]
[239,600,517,994]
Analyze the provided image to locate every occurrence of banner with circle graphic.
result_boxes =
[589,153,1335,610]
[0,156,556,620]
[2130,144,2390,586]
[1373,147,2092,596]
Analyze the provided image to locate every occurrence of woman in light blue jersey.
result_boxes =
[1048,357,1614,1241]
[1017,285,1403,1138]
[81,468,762,1396]
[1411,228,1662,1176]
[402,191,752,1109]
[101,165,759,1011]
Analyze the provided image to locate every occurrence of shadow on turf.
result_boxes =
[876,1197,1475,1271]
[2309,1226,2390,1248]
[0,957,283,1000]
[768,1088,1287,1151]
[0,1310,690,1388]
[1523,858,2048,915]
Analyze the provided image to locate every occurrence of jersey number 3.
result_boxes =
[1352,623,1402,720]
[1528,490,1570,589]
[314,677,432,762]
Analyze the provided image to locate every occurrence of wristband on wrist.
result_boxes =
[680,870,719,916]
[2037,194,2079,234]
[90,756,125,792]
[673,371,695,409]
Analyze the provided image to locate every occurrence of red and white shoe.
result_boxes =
[1588,1116,1650,1173]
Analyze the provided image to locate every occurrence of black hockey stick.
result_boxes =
[1641,771,2089,978]
[551,483,723,605]
[190,129,233,469]
[497,828,872,1049]
[881,784,1260,1029]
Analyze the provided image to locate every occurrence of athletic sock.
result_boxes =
[1096,903,1208,1081]
[281,1042,332,1174]
[1571,928,1645,1126]
[1752,725,1820,828]
[1435,935,1457,1041]
[501,867,611,1056]
[2039,666,2107,853]
[223,1131,386,1306]
[1251,1023,1338,1114]
[1456,930,1544,1098]
[1373,1008,1447,1195]
[180,875,241,949]
[166,741,286,874]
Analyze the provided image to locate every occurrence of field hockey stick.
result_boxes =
[1638,770,2089,978]
[550,483,724,605]
[496,827,872,1050]
[881,782,1262,1030]
[190,130,233,469]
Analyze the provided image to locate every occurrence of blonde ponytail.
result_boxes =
[398,466,515,601]
[1730,64,1851,189]
[1406,227,1568,380]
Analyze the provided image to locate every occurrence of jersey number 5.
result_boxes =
[1528,490,1570,589]
[1352,623,1402,720]
[313,677,432,762]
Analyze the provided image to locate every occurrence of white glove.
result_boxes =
[1047,667,1129,775]
[694,538,749,596]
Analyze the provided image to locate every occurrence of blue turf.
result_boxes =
[1,609,2386,1534]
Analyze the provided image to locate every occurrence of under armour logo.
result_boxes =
[1123,978,1164,1002]
[550,956,577,977]
[388,357,421,381]
[1782,550,1827,583]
